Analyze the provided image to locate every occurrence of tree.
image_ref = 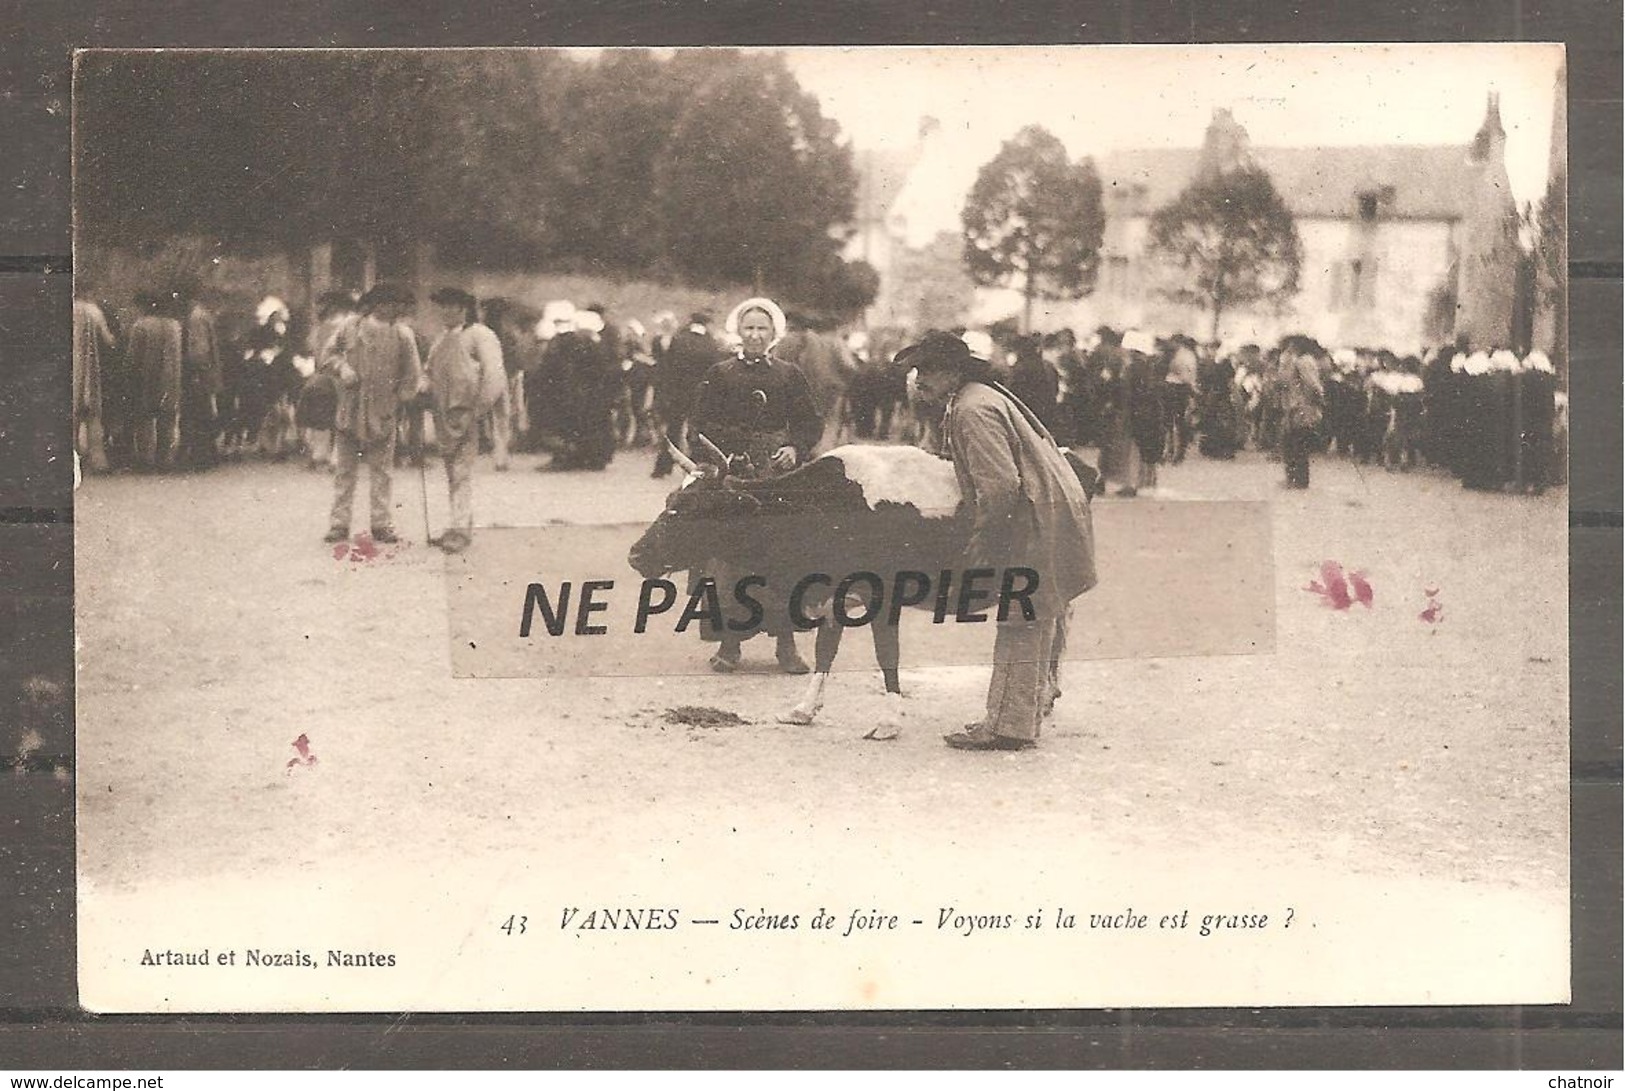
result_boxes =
[74,50,868,303]
[652,51,858,291]
[960,125,1104,332]
[774,246,878,323]
[1146,164,1303,342]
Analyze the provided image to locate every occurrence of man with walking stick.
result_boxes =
[324,284,424,545]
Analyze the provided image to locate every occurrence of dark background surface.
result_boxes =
[1,0,1618,1069]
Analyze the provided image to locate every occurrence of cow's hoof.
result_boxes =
[778,708,817,725]
[873,693,905,735]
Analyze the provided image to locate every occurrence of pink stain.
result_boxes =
[1304,561,1352,610]
[1420,586,1445,624]
[332,533,405,563]
[1349,571,1374,608]
[285,732,318,772]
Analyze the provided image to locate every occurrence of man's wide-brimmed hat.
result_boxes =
[428,287,477,311]
[895,329,975,373]
[362,283,416,309]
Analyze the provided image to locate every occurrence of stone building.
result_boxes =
[1063,99,1523,354]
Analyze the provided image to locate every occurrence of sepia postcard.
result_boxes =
[72,43,1570,1011]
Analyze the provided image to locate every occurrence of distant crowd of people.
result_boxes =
[963,327,1566,495]
[71,284,661,480]
[72,280,1566,505]
[70,283,866,484]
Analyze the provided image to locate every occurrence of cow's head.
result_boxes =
[627,467,764,578]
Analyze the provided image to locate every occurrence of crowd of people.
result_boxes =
[69,283,864,483]
[72,279,1567,506]
[72,283,656,480]
[959,327,1567,496]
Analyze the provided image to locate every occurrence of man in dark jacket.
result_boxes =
[652,312,722,478]
[179,288,224,469]
[545,309,620,472]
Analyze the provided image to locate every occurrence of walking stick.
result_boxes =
[420,454,436,547]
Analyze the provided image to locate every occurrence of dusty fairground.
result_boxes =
[73,443,1569,1011]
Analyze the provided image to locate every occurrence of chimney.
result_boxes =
[1470,91,1506,163]
[1196,107,1252,179]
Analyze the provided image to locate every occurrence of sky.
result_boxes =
[778,44,1564,244]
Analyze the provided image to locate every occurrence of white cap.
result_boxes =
[1121,329,1157,355]
[725,296,788,347]
[535,300,575,341]
[961,329,995,361]
[574,309,605,334]
[1490,349,1520,372]
[255,295,290,326]
[1523,350,1555,374]
[1464,351,1491,376]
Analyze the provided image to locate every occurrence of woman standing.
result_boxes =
[1123,330,1165,494]
[688,296,822,674]
[1094,328,1140,496]
[691,297,822,477]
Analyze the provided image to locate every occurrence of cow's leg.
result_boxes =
[864,616,904,740]
[780,672,828,725]
[779,623,842,725]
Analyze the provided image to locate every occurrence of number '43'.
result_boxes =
[500,915,527,935]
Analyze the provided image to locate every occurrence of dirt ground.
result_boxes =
[72,440,1570,1009]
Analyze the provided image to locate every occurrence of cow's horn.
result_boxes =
[693,431,728,465]
[666,440,698,474]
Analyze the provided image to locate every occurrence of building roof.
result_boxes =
[1099,144,1491,221]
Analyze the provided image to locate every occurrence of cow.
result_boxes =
[627,441,1101,738]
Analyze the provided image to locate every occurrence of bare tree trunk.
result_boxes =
[1210,297,1224,343]
[1022,278,1036,335]
[412,240,435,309]
[360,241,378,293]
[304,241,333,344]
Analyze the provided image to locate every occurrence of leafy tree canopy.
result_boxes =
[1145,163,1303,339]
[960,125,1104,328]
[74,49,874,319]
